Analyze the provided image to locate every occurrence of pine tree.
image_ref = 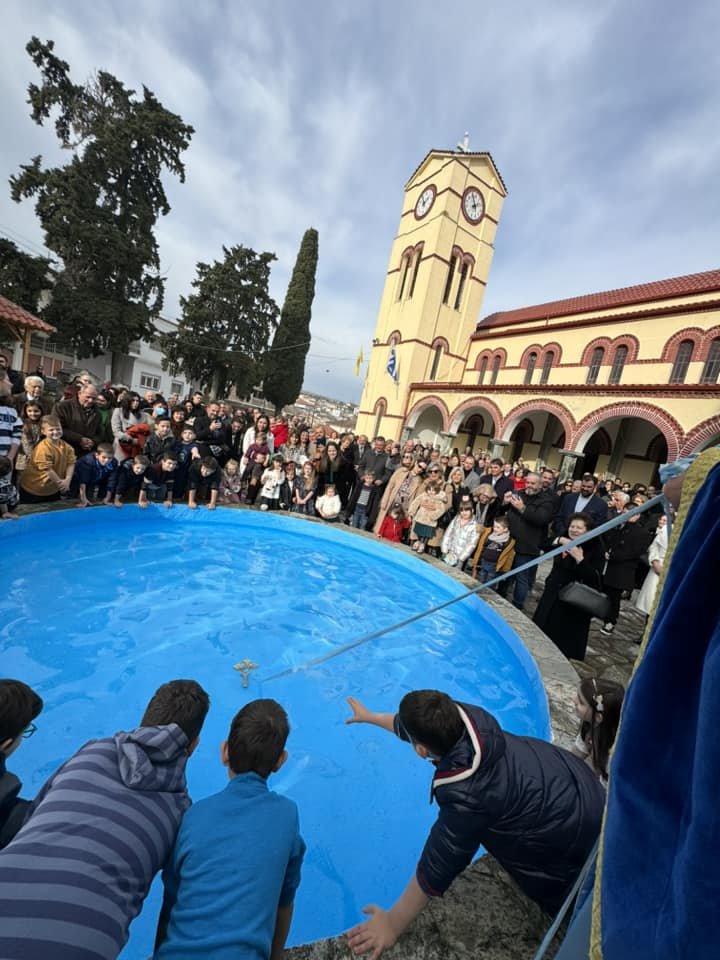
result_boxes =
[263,228,318,412]
[0,239,53,313]
[161,245,279,399]
[10,38,193,377]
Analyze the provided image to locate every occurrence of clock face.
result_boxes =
[462,187,485,224]
[414,185,436,219]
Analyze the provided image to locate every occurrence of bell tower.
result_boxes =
[356,147,507,439]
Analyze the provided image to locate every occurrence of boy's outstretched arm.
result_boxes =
[346,874,429,959]
[270,902,294,960]
[345,697,395,733]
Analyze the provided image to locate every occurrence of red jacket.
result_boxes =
[378,515,409,542]
[271,422,289,448]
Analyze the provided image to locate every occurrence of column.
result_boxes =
[557,449,585,485]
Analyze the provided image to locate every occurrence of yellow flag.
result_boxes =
[355,345,364,376]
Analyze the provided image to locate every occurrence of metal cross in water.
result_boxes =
[233,659,259,688]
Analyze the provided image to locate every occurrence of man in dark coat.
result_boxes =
[477,457,514,500]
[551,472,608,536]
[501,472,556,610]
[600,507,654,634]
[345,690,605,959]
[53,384,103,455]
[11,375,53,415]
[357,436,392,486]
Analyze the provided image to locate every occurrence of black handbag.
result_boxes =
[558,581,612,621]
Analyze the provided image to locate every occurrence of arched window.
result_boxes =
[429,344,443,381]
[490,355,501,385]
[669,339,694,384]
[453,261,469,310]
[700,337,720,384]
[524,352,538,385]
[397,254,412,300]
[408,249,422,298]
[373,401,386,440]
[608,344,628,385]
[586,346,604,384]
[477,355,488,385]
[539,351,554,385]
[442,255,458,305]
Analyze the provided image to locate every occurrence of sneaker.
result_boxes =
[601,622,615,635]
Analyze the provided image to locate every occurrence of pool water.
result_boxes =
[2,507,550,955]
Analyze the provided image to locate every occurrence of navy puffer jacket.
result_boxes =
[396,702,605,914]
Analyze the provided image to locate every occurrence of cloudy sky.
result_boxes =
[2,0,718,402]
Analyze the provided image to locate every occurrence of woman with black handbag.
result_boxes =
[533,512,605,661]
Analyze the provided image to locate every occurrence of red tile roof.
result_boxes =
[478,268,720,331]
[0,294,56,334]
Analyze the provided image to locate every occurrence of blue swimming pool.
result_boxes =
[2,507,550,955]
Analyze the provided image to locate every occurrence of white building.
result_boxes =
[25,316,195,397]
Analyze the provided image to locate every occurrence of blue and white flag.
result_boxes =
[387,347,398,382]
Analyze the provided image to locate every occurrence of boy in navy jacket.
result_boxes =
[70,442,117,505]
[345,689,605,958]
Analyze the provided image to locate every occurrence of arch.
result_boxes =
[474,349,493,370]
[582,426,612,456]
[448,397,503,438]
[386,329,402,346]
[491,347,508,366]
[540,341,563,365]
[680,415,720,456]
[609,334,640,363]
[501,400,576,443]
[700,326,720,360]
[581,337,612,366]
[430,336,450,352]
[408,242,424,299]
[660,327,705,362]
[372,396,387,415]
[405,396,450,433]
[519,344,544,368]
[572,403,683,462]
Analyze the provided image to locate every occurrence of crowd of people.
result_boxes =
[0,368,666,660]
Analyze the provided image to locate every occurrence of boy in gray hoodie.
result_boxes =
[0,679,209,960]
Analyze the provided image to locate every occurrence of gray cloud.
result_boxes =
[1,0,718,404]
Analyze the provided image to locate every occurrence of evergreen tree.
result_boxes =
[10,37,193,375]
[263,228,318,412]
[0,239,53,313]
[161,245,279,399]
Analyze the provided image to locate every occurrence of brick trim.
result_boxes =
[541,342,563,364]
[501,399,576,444]
[610,335,640,362]
[410,382,719,398]
[680,415,720,455]
[374,337,466,362]
[405,395,451,432]
[519,343,544,368]
[660,327,705,362]
[387,329,402,346]
[431,336,450,352]
[372,397,388,415]
[699,326,720,361]
[571,402,683,462]
[447,397,503,437]
[581,338,613,366]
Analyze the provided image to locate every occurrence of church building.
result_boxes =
[356,148,720,483]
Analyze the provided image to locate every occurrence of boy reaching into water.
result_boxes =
[345,690,604,959]
[154,698,305,960]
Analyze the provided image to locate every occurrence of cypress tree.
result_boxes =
[263,228,318,412]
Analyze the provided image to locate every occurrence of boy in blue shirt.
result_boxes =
[154,698,305,960]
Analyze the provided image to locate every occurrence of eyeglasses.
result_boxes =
[22,722,37,739]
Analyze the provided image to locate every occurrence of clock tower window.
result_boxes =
[397,253,412,300]
[453,261,469,310]
[442,255,458,305]
[408,247,423,298]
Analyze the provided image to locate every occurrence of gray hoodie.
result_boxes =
[0,723,191,960]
